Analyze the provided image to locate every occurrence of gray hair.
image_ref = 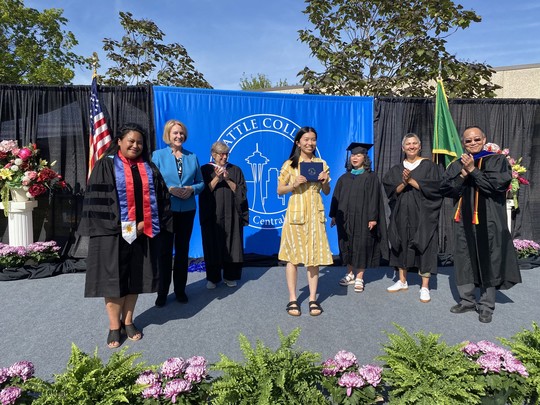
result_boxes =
[401,133,421,147]
[211,141,230,154]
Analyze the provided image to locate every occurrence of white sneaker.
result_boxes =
[387,280,408,292]
[420,287,431,303]
[223,279,237,288]
[206,281,217,289]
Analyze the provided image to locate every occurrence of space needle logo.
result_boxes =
[217,114,302,230]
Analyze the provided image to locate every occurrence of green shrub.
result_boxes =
[500,322,540,404]
[210,328,327,405]
[378,323,484,404]
[26,343,147,404]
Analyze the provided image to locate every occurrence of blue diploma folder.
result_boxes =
[300,162,323,181]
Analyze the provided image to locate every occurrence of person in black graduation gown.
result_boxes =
[440,126,521,323]
[78,123,172,348]
[199,141,249,289]
[329,142,388,293]
[382,133,442,303]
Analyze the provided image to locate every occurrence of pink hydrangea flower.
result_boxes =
[338,372,365,397]
[0,386,22,405]
[163,379,192,403]
[8,361,34,381]
[161,357,187,378]
[358,364,383,387]
[334,350,357,371]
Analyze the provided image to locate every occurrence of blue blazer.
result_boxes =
[152,147,204,212]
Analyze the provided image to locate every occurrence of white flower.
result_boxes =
[10,165,19,172]
[14,158,23,165]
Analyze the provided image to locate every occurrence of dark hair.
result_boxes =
[288,126,318,169]
[345,152,372,172]
[462,125,486,138]
[102,123,150,161]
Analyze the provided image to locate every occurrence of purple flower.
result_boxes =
[338,372,365,397]
[0,386,22,405]
[502,353,529,377]
[476,341,507,356]
[187,355,207,367]
[358,364,383,387]
[462,342,480,356]
[141,383,162,399]
[161,357,186,378]
[322,359,339,376]
[184,364,207,383]
[136,370,160,386]
[8,361,34,381]
[0,368,9,385]
[477,353,502,373]
[163,379,192,403]
[334,350,357,371]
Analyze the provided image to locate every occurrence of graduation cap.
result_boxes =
[346,142,373,155]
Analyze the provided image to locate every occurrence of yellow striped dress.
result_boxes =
[278,157,333,266]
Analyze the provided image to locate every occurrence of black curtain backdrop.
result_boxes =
[0,84,154,248]
[374,97,540,258]
[1,86,539,259]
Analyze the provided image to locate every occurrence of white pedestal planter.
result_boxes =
[506,199,514,233]
[0,200,38,246]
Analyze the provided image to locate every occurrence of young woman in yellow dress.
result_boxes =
[277,127,333,316]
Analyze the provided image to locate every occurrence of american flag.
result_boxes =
[88,75,112,179]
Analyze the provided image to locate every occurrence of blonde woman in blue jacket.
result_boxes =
[152,119,204,307]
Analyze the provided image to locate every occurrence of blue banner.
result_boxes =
[153,87,374,258]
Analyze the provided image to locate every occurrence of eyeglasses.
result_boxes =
[464,138,483,144]
[213,152,229,156]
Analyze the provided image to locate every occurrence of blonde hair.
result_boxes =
[162,119,188,145]
[211,141,230,154]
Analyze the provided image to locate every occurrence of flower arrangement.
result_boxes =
[483,143,529,208]
[321,350,383,404]
[462,340,529,404]
[0,361,36,405]
[0,140,66,216]
[513,239,540,259]
[136,356,211,404]
[0,241,61,268]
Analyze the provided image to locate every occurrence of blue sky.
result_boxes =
[26,0,540,89]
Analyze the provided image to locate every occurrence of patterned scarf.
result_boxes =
[114,151,160,243]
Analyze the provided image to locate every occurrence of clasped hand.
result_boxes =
[169,186,193,199]
[460,153,475,173]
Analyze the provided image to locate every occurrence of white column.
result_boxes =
[0,200,38,246]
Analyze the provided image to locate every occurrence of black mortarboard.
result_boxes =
[346,142,373,155]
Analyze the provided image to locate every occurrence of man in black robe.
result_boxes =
[440,126,521,323]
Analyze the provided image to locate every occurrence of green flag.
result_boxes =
[432,79,463,167]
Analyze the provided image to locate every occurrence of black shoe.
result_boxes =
[478,310,493,324]
[450,304,476,314]
[155,295,167,308]
[176,292,188,303]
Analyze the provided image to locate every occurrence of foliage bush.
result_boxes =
[210,327,327,405]
[378,323,484,404]
[500,322,540,404]
[25,344,147,404]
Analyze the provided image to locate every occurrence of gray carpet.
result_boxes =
[0,264,538,381]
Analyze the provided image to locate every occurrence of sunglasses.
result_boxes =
[464,138,483,144]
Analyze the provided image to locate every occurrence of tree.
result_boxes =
[102,11,211,88]
[0,0,84,84]
[239,73,289,90]
[298,0,500,98]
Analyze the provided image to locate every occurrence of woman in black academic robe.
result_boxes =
[329,142,388,293]
[199,141,249,288]
[382,133,442,303]
[78,123,171,348]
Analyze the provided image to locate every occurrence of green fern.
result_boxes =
[500,322,540,405]
[378,323,484,405]
[26,343,147,405]
[210,327,328,405]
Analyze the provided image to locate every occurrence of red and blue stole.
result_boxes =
[114,152,160,243]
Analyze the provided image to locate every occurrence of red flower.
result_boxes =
[37,167,58,182]
[28,183,47,197]
[18,147,32,160]
[518,177,529,185]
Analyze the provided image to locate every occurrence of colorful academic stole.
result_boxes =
[114,152,160,243]
[454,151,494,225]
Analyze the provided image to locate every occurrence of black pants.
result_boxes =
[157,210,195,298]
[205,262,243,284]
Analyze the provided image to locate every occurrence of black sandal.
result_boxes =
[309,301,323,316]
[124,323,142,341]
[286,301,301,316]
[107,329,121,348]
